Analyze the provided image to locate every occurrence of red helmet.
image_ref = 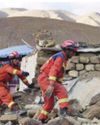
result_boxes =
[61,40,79,52]
[9,51,20,59]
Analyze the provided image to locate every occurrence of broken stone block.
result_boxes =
[90,56,100,64]
[79,70,86,76]
[47,117,74,125]
[66,62,75,70]
[79,56,89,64]
[95,64,100,71]
[68,70,78,77]
[89,93,100,105]
[0,114,18,122]
[76,64,84,71]
[85,64,94,71]
[71,56,79,63]
[19,117,42,125]
[25,104,41,110]
[68,99,83,117]
[37,57,49,65]
[45,40,55,47]
[83,105,100,119]
[48,108,58,120]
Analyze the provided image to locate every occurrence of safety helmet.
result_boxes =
[9,51,20,59]
[60,40,79,52]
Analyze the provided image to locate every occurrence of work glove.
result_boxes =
[28,83,34,88]
[22,71,29,77]
[45,84,54,98]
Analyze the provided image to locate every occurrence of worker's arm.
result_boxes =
[45,57,63,98]
[6,65,30,86]
[48,57,63,85]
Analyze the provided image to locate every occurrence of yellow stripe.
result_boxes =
[13,69,17,74]
[8,101,15,108]
[41,110,48,115]
[49,76,56,81]
[59,98,68,104]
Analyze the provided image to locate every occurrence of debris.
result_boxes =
[0,114,18,122]
[19,117,42,125]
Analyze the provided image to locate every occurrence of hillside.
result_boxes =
[76,12,100,27]
[1,8,100,27]
[0,17,100,49]
[0,8,76,22]
[0,8,100,27]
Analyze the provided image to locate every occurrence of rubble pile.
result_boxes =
[0,91,100,124]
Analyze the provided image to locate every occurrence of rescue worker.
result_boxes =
[37,40,79,123]
[0,51,33,113]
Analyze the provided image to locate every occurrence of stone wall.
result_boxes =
[37,50,100,78]
[67,53,100,78]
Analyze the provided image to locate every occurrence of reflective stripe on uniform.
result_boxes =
[58,98,68,104]
[41,109,48,115]
[13,69,17,74]
[48,76,56,81]
[23,78,28,83]
[8,101,15,108]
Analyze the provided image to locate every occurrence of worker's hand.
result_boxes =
[28,83,34,88]
[22,71,29,77]
[45,84,54,98]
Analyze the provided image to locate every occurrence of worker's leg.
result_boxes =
[38,73,54,122]
[39,94,54,122]
[54,82,69,116]
[0,86,18,110]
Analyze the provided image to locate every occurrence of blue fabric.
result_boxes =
[52,52,64,60]
[0,45,33,58]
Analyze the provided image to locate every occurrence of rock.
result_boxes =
[79,56,89,64]
[71,56,79,63]
[25,104,41,110]
[66,62,75,70]
[76,64,84,71]
[68,70,79,77]
[19,117,42,125]
[95,64,100,71]
[90,56,100,64]
[85,64,94,71]
[68,99,83,117]
[47,117,74,125]
[83,105,100,119]
[37,57,48,65]
[79,70,86,76]
[89,93,100,105]
[0,114,18,122]
[48,108,58,120]
[45,40,55,47]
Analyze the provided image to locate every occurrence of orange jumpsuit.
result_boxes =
[38,51,69,120]
[0,64,29,109]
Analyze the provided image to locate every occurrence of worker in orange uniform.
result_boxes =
[38,40,79,123]
[0,51,33,113]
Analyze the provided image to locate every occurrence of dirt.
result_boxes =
[0,17,100,48]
